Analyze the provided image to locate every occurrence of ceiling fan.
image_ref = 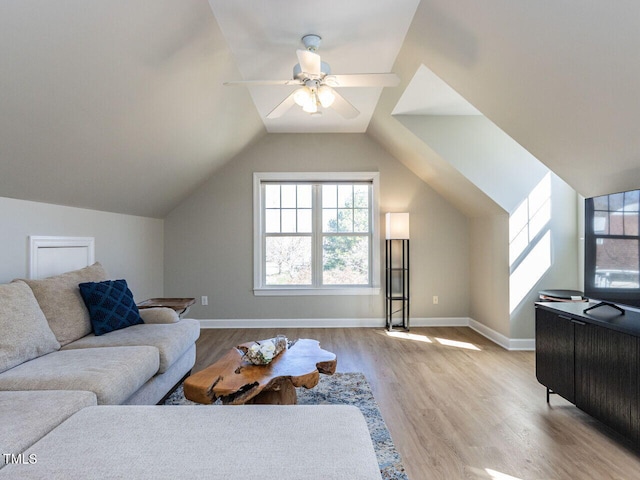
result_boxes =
[224,34,400,119]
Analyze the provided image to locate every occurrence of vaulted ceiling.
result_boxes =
[1,1,639,218]
[208,0,419,133]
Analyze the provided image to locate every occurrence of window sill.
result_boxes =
[254,287,381,297]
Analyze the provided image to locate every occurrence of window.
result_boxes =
[253,172,380,295]
[585,190,640,290]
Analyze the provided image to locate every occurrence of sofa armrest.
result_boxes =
[139,308,179,324]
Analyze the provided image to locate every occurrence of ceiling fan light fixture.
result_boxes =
[293,87,312,107]
[317,86,335,108]
[302,95,318,113]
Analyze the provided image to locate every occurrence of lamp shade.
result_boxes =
[317,85,336,108]
[294,87,314,107]
[385,212,410,239]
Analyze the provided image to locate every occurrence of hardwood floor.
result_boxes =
[193,327,640,480]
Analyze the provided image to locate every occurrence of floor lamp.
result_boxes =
[385,213,410,331]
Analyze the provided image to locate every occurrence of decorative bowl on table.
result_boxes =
[238,335,288,365]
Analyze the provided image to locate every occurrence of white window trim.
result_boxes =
[253,172,381,296]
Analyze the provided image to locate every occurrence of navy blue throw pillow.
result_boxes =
[78,279,143,336]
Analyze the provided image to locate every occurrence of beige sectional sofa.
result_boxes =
[0,264,382,479]
[0,263,200,407]
[0,264,200,468]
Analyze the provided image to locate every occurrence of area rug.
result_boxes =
[163,372,408,480]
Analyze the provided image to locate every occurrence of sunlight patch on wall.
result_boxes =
[509,173,552,313]
[510,230,551,312]
[509,173,551,266]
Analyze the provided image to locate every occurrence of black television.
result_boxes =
[584,188,640,308]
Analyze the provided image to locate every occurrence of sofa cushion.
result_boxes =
[0,390,96,469]
[20,262,107,346]
[139,307,180,324]
[62,319,200,373]
[0,281,60,374]
[0,405,382,479]
[78,279,143,335]
[0,347,159,405]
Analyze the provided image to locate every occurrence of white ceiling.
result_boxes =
[3,1,640,220]
[208,0,420,133]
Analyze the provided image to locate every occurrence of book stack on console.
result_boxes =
[538,289,587,302]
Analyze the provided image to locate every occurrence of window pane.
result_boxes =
[265,209,280,233]
[593,195,609,211]
[624,191,640,211]
[610,213,624,235]
[281,185,296,208]
[298,209,312,233]
[323,236,369,285]
[323,209,337,232]
[338,209,353,232]
[265,185,280,208]
[594,238,639,288]
[609,193,624,212]
[281,209,296,233]
[354,185,368,208]
[297,185,312,208]
[265,237,312,285]
[322,185,337,208]
[338,185,353,207]
[624,213,639,235]
[354,208,369,232]
[593,211,608,234]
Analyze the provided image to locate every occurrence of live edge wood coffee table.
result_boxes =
[183,338,337,405]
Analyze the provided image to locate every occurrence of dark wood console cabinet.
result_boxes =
[536,302,640,444]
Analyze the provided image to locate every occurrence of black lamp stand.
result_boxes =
[385,239,410,331]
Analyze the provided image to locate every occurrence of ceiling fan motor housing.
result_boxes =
[301,34,322,51]
[293,61,331,80]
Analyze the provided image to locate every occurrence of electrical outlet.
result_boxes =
[433,296,439,305]
[201,296,208,306]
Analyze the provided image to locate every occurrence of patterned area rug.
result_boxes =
[163,372,408,480]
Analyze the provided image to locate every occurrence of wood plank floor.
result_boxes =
[193,327,640,480]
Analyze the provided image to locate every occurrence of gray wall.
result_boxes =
[0,196,164,300]
[164,133,470,321]
[469,213,510,337]
[469,174,579,340]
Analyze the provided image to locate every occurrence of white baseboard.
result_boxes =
[196,317,535,351]
[410,317,470,327]
[468,318,535,351]
[197,317,384,329]
[507,338,536,351]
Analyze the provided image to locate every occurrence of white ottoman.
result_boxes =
[0,405,382,479]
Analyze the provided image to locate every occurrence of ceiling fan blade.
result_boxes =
[324,73,400,88]
[330,89,360,119]
[266,91,298,119]
[296,49,321,75]
[224,79,302,86]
